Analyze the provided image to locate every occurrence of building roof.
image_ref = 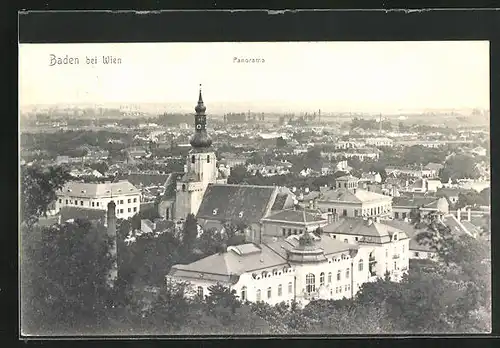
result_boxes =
[58,180,140,198]
[323,218,409,243]
[196,184,277,224]
[392,196,437,208]
[60,206,107,224]
[319,188,390,204]
[270,193,288,211]
[424,162,444,171]
[441,214,478,237]
[169,242,287,283]
[264,235,358,259]
[262,209,326,224]
[118,173,170,188]
[382,219,433,252]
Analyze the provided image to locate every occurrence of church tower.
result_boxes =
[174,85,218,220]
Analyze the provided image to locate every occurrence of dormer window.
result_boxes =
[238,211,244,218]
[207,155,210,163]
[191,155,196,164]
[213,208,218,215]
[81,190,85,193]
[393,234,398,241]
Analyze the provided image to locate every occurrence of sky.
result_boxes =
[19,41,490,113]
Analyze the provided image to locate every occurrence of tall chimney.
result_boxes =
[107,200,118,287]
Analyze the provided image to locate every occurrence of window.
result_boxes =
[344,239,348,243]
[128,208,131,213]
[320,272,325,286]
[339,286,342,293]
[343,209,347,216]
[59,199,62,203]
[402,212,407,219]
[332,235,336,239]
[241,286,247,301]
[345,285,348,292]
[207,155,210,163]
[256,289,261,302]
[355,237,359,241]
[395,212,399,219]
[328,272,332,283]
[197,286,204,298]
[288,282,293,294]
[288,228,292,236]
[191,155,196,164]
[80,201,83,206]
[306,273,315,293]
[120,209,124,214]
[133,207,137,212]
[65,199,68,204]
[394,261,397,270]
[278,284,282,297]
[92,202,95,207]
[358,259,364,272]
[133,198,137,203]
[394,234,398,241]
[346,268,350,279]
[182,184,186,192]
[96,202,99,207]
[267,287,272,299]
[282,228,286,236]
[120,200,124,204]
[337,270,341,281]
[354,209,358,217]
[128,199,131,203]
[293,229,297,235]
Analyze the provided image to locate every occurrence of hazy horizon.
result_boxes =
[19,41,490,114]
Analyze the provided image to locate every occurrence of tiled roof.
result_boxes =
[323,218,408,242]
[263,209,326,224]
[441,214,478,237]
[302,191,321,202]
[58,180,140,198]
[264,235,357,259]
[60,206,107,224]
[196,184,277,224]
[382,219,432,252]
[319,188,389,204]
[392,196,437,208]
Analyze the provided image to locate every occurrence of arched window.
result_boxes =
[358,259,364,272]
[337,270,341,281]
[288,282,293,294]
[207,155,210,163]
[344,238,348,243]
[328,272,332,283]
[278,284,282,296]
[320,272,325,286]
[267,287,272,299]
[346,268,350,278]
[306,273,315,293]
[256,289,261,302]
[182,184,186,192]
[197,286,204,298]
[241,286,247,301]
[191,155,196,164]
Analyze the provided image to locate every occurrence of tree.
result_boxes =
[304,147,322,171]
[21,220,114,335]
[204,284,241,323]
[20,164,71,227]
[227,164,248,184]
[479,187,491,206]
[276,136,287,148]
[180,213,198,259]
[89,161,109,175]
[443,154,480,180]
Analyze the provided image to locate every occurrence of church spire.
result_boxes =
[190,84,212,149]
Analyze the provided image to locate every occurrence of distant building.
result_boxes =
[56,180,141,220]
[365,137,394,147]
[315,176,393,218]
